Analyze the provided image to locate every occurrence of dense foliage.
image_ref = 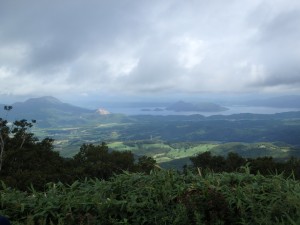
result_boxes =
[1,170,300,225]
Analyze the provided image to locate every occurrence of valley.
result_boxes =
[2,96,300,169]
[32,113,300,169]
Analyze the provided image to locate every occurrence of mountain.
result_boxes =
[166,101,228,112]
[12,96,93,117]
[0,96,96,127]
[244,95,300,108]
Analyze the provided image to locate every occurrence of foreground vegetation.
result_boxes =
[1,108,300,224]
[1,170,300,225]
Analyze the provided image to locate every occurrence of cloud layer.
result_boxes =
[1,0,300,97]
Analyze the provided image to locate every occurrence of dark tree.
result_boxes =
[136,155,156,174]
[73,142,137,179]
[0,106,12,171]
[226,152,246,172]
[190,151,226,172]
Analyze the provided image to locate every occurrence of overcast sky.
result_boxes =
[1,0,300,101]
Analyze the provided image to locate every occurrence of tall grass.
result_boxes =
[1,170,300,225]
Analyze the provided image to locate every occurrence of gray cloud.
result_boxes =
[0,0,300,98]
[246,3,300,89]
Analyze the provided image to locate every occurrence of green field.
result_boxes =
[108,141,217,163]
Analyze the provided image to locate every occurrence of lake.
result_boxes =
[108,106,300,117]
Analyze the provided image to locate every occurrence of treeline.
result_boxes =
[0,118,156,191]
[190,151,300,179]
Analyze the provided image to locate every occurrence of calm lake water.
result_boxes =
[108,106,300,117]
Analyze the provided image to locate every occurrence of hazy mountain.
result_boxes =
[166,101,228,112]
[0,96,96,126]
[13,96,92,116]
